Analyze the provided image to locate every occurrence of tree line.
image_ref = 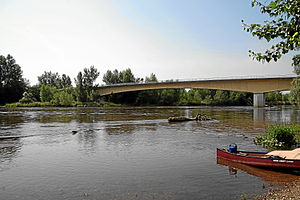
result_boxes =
[0,54,297,107]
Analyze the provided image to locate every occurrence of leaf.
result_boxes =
[265,35,271,42]
[269,1,277,9]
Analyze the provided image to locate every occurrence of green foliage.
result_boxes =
[157,89,182,106]
[52,91,74,106]
[291,124,300,141]
[102,68,254,106]
[290,54,300,105]
[254,124,297,149]
[38,71,72,88]
[265,91,291,105]
[82,66,100,88]
[38,71,60,87]
[73,101,122,107]
[18,91,36,104]
[40,85,56,102]
[0,54,26,104]
[5,101,121,108]
[213,90,229,105]
[102,68,136,85]
[102,69,120,84]
[74,66,100,102]
[102,68,138,104]
[19,97,32,104]
[145,73,158,83]
[242,0,299,65]
[61,74,72,88]
[290,78,300,105]
[27,85,41,102]
[243,0,300,105]
[5,102,53,107]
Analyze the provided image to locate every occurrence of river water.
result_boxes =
[0,106,300,200]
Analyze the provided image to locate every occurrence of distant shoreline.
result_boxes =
[3,101,122,108]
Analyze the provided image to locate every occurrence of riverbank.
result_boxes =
[4,101,122,108]
[256,179,300,200]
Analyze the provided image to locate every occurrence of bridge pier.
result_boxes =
[253,93,265,108]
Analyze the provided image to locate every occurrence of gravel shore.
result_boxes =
[256,179,300,200]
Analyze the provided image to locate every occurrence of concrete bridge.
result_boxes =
[97,75,298,107]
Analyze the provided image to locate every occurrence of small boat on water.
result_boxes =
[217,145,300,170]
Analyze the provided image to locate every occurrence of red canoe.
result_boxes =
[216,148,300,170]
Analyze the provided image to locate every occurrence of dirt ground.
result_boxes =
[256,179,300,200]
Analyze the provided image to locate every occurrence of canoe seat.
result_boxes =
[266,148,300,160]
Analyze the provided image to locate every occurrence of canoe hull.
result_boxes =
[216,148,300,170]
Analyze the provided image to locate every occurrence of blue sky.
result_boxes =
[0,0,294,84]
[112,0,264,52]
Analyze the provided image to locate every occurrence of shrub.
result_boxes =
[19,97,32,104]
[40,85,56,102]
[254,125,296,149]
[52,91,74,106]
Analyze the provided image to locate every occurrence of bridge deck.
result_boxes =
[98,75,297,96]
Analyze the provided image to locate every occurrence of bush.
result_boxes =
[40,85,56,102]
[52,91,74,106]
[19,97,32,104]
[254,125,296,149]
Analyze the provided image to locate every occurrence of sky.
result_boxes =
[0,0,296,85]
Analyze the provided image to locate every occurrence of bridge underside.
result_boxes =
[98,78,293,96]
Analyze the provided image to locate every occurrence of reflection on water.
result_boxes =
[253,108,265,122]
[0,138,22,172]
[217,157,300,185]
[0,106,299,200]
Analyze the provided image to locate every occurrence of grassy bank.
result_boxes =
[4,101,122,108]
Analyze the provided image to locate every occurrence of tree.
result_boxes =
[38,71,61,87]
[145,73,158,83]
[291,55,300,105]
[266,91,282,105]
[135,73,159,105]
[74,66,100,102]
[38,71,72,88]
[213,90,229,105]
[74,72,86,102]
[0,54,26,104]
[243,0,299,104]
[52,90,74,106]
[40,84,56,102]
[119,68,135,83]
[102,70,114,85]
[290,78,300,105]
[61,74,72,88]
[82,66,100,88]
[242,0,299,64]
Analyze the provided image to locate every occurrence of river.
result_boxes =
[0,106,300,200]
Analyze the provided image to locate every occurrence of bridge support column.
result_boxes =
[253,93,265,108]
